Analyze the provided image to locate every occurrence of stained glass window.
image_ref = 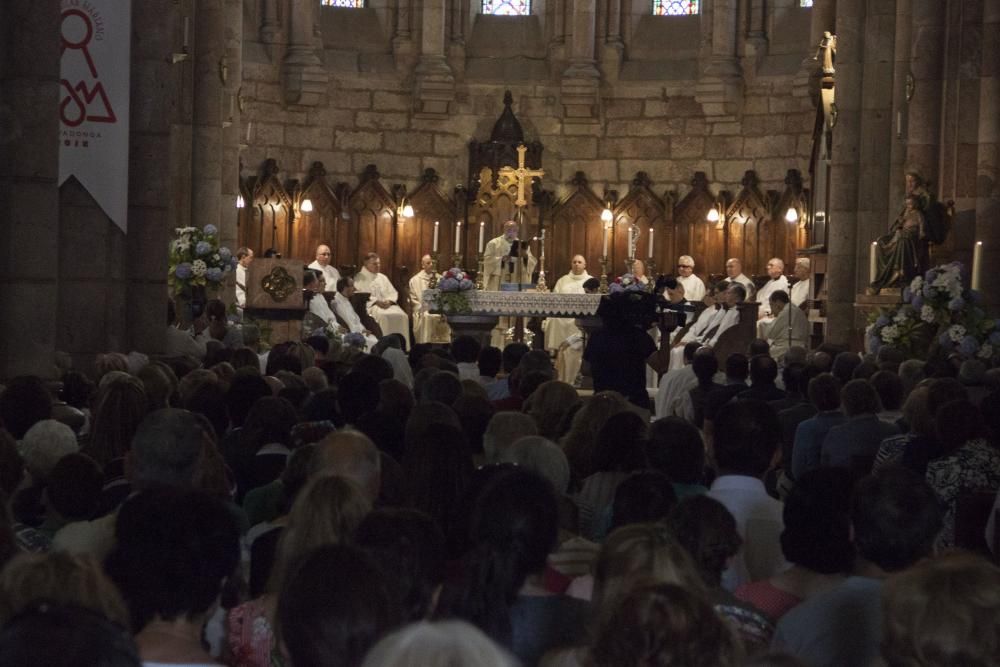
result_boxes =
[800,0,814,7]
[652,0,698,15]
[482,0,531,15]
[321,0,364,7]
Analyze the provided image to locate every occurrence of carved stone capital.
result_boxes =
[413,56,455,117]
[281,49,328,107]
[560,61,601,122]
[695,59,744,118]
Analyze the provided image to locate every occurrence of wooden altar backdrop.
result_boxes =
[237,160,810,308]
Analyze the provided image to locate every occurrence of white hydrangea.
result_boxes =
[920,305,936,323]
[192,259,208,277]
[881,325,900,343]
[910,276,923,292]
[893,310,910,324]
[948,324,966,343]
[979,343,994,360]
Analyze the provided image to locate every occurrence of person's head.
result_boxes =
[631,259,646,277]
[808,373,842,411]
[105,487,239,631]
[768,289,790,316]
[666,495,743,587]
[128,409,207,490]
[0,552,130,629]
[482,412,538,462]
[647,417,705,485]
[793,257,810,281]
[313,430,382,503]
[594,411,648,473]
[451,336,481,364]
[749,355,779,386]
[691,352,719,386]
[682,340,701,365]
[0,376,52,440]
[725,257,743,279]
[355,508,447,622]
[676,255,696,277]
[593,522,705,625]
[851,466,943,573]
[500,342,529,374]
[895,359,924,397]
[561,391,629,480]
[926,377,968,417]
[45,453,103,522]
[270,474,372,593]
[225,371,271,428]
[502,220,519,240]
[590,583,740,667]
[870,371,904,412]
[711,400,779,477]
[303,268,324,293]
[336,276,355,296]
[363,252,381,274]
[780,468,854,574]
[338,370,381,424]
[935,399,985,453]
[421,371,462,406]
[841,379,881,417]
[571,254,587,275]
[20,419,78,483]
[420,254,433,273]
[315,243,332,267]
[477,346,502,379]
[748,338,771,358]
[724,282,747,306]
[499,435,571,494]
[237,246,253,267]
[724,353,749,383]
[832,351,862,385]
[523,380,580,440]
[0,604,140,667]
[852,360,878,381]
[361,620,517,667]
[766,257,785,280]
[243,395,298,452]
[583,277,601,293]
[277,544,402,667]
[402,424,473,535]
[611,471,678,531]
[881,552,1000,667]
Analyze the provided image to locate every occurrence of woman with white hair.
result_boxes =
[361,620,517,667]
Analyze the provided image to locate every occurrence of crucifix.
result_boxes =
[497,144,545,207]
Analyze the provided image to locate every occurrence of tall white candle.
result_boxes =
[454,221,462,253]
[245,121,252,143]
[628,227,634,256]
[972,241,983,291]
[478,222,485,253]
[433,221,439,253]
[602,225,609,257]
[869,241,878,283]
[648,227,654,258]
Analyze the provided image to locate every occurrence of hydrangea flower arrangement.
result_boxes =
[436,268,475,314]
[609,272,648,295]
[867,261,999,362]
[168,224,236,297]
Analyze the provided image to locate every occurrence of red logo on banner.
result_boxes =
[60,7,117,128]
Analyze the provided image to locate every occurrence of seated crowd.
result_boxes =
[0,328,998,667]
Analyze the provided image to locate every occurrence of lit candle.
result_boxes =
[602,224,609,257]
[869,241,878,283]
[972,241,983,291]
[628,227,635,257]
[540,229,545,259]
[648,227,654,258]
[454,221,462,254]
[433,221,439,253]
[478,221,485,253]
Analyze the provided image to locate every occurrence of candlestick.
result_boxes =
[454,221,462,254]
[628,227,634,257]
[602,224,609,257]
[599,257,610,294]
[428,253,439,289]
[972,241,983,291]
[647,227,654,259]
[475,253,485,290]
[433,221,439,253]
[869,241,877,283]
[478,221,485,253]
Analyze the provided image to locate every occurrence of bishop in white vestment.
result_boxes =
[755,258,790,318]
[408,254,451,344]
[543,255,592,383]
[483,221,537,347]
[354,253,410,347]
[307,244,341,292]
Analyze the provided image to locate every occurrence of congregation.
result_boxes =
[1,280,999,666]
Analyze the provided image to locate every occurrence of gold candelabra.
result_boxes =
[599,256,610,294]
[475,253,485,290]
[646,258,657,292]
[428,253,440,289]
[452,254,464,272]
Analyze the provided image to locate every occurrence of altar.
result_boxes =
[422,289,603,346]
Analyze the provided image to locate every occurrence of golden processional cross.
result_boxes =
[497,144,545,208]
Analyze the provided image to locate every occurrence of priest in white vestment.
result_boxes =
[790,257,810,307]
[765,290,809,362]
[353,253,411,348]
[303,269,341,333]
[307,244,341,292]
[408,254,451,344]
[331,277,378,351]
[668,283,747,369]
[755,258,790,318]
[235,247,253,310]
[723,258,755,296]
[483,221,537,347]
[543,254,592,383]
[676,255,706,303]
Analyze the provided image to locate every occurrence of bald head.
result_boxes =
[312,430,381,502]
[725,258,742,278]
[767,258,785,279]
[503,221,519,240]
[571,255,587,275]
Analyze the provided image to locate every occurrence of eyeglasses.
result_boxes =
[677,265,693,269]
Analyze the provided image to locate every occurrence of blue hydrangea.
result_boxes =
[196,241,213,256]
[205,267,223,282]
[938,332,953,347]
[902,286,911,302]
[876,315,890,327]
[218,247,232,261]
[925,269,937,282]
[968,290,982,305]
[948,297,965,311]
[960,335,980,358]
[990,331,1000,346]
[922,284,934,297]
[911,293,924,309]
[867,335,882,354]
[203,224,218,236]
[174,262,192,279]
[344,332,367,348]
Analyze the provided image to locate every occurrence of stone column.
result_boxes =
[696,0,742,118]
[905,0,947,188]
[393,0,415,67]
[744,0,768,73]
[448,0,466,78]
[413,0,455,116]
[220,0,243,254]
[0,0,61,378]
[560,0,600,121]
[825,0,865,345]
[976,0,1000,308]
[601,0,625,82]
[260,0,281,46]
[888,0,913,208]
[282,0,328,106]
[191,0,226,234]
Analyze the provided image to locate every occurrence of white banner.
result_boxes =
[59,0,131,233]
